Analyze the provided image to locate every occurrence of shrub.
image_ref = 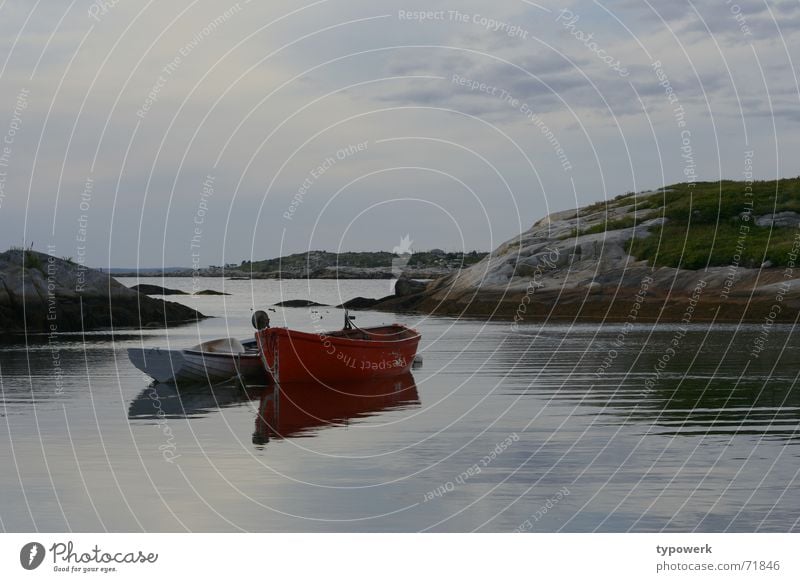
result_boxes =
[24,250,43,271]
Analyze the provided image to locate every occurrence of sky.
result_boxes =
[0,0,798,268]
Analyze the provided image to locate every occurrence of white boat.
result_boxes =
[127,337,267,384]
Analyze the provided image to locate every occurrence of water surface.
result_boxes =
[1,277,798,532]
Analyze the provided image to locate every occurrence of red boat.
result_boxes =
[252,310,421,383]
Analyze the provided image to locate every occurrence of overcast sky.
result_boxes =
[0,0,798,268]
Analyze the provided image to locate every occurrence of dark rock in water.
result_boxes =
[132,284,188,295]
[394,277,428,296]
[274,299,328,307]
[134,283,230,298]
[0,249,205,332]
[337,296,376,309]
[337,296,385,309]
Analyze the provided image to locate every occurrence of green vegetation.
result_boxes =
[580,190,639,216]
[624,179,800,269]
[24,250,43,272]
[570,190,656,238]
[582,215,638,235]
[244,251,394,272]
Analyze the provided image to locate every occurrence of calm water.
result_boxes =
[0,277,798,532]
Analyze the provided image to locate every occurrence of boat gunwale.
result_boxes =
[263,323,420,348]
[181,349,262,359]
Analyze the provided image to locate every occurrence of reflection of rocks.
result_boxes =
[495,326,800,441]
[0,250,204,332]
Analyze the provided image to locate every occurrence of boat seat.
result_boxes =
[199,338,246,354]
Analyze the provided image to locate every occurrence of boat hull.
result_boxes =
[256,324,421,383]
[128,347,265,384]
[181,350,265,382]
[127,348,187,383]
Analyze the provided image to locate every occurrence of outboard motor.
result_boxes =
[251,310,270,330]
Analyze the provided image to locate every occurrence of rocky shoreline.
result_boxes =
[12,181,800,328]
[0,250,205,333]
[358,192,800,324]
[368,266,800,324]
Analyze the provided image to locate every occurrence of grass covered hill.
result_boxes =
[366,177,800,322]
[583,178,800,269]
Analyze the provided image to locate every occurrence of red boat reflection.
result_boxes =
[253,372,419,444]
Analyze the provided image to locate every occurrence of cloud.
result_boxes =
[0,0,798,265]
[607,0,800,41]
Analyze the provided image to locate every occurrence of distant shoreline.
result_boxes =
[104,249,488,280]
[112,269,443,280]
